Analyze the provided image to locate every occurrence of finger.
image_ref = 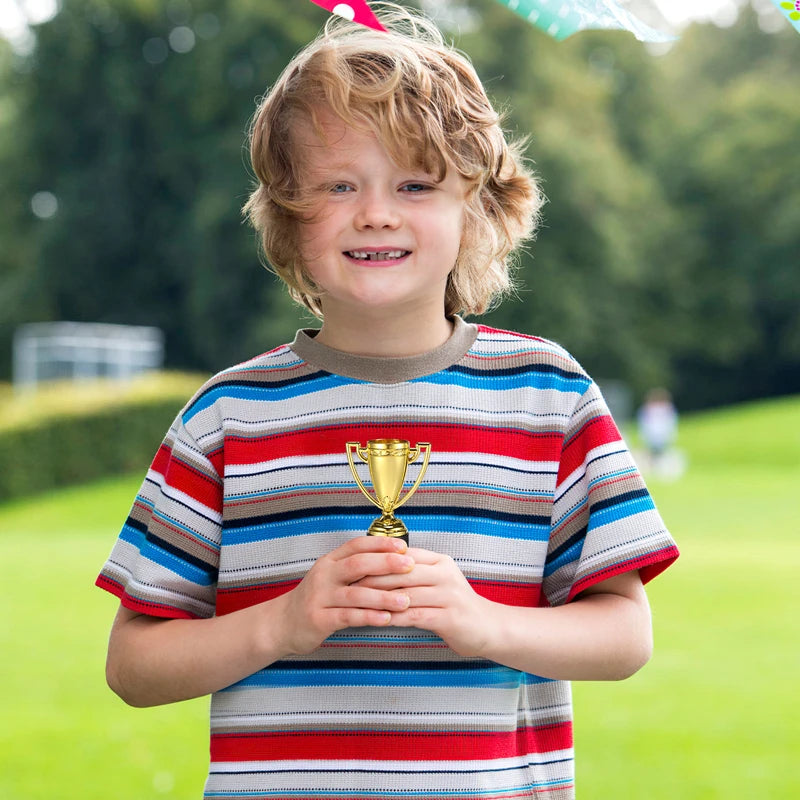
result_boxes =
[388,606,439,629]
[333,584,411,612]
[402,586,449,607]
[356,563,440,590]
[333,608,394,629]
[403,548,444,565]
[354,574,413,591]
[337,552,415,585]
[331,536,408,561]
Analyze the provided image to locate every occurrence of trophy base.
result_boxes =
[367,514,409,544]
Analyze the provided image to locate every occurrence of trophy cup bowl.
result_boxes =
[345,439,432,543]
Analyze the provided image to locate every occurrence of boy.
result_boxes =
[98,6,678,798]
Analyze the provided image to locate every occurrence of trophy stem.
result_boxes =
[367,512,409,543]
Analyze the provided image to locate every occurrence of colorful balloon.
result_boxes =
[308,0,387,32]
[774,0,800,31]
[493,0,674,42]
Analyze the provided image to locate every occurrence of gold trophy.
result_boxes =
[345,439,432,543]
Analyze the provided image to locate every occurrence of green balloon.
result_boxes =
[493,0,675,42]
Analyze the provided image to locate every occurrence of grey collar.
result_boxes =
[290,316,478,384]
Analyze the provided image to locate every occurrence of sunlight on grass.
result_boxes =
[0,372,206,432]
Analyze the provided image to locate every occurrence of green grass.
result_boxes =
[0,475,209,800]
[2,396,799,798]
[574,463,800,798]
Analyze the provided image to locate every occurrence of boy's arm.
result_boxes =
[481,570,653,680]
[360,550,653,681]
[105,537,415,707]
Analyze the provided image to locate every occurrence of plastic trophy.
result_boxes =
[345,439,432,543]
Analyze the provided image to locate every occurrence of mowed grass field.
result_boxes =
[1,396,798,799]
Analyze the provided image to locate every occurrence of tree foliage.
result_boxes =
[0,0,797,409]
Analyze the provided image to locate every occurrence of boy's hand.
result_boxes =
[276,537,415,656]
[355,548,495,658]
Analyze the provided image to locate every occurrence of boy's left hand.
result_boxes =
[354,548,494,658]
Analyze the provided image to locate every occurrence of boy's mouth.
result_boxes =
[344,249,411,262]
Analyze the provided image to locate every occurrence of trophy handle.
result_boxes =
[345,442,383,511]
[393,442,431,510]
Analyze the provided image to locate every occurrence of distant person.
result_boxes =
[638,387,679,467]
[96,7,679,799]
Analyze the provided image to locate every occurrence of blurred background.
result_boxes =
[0,1,798,798]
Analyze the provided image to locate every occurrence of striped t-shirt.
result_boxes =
[97,317,678,799]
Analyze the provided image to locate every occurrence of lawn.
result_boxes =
[0,473,209,799]
[1,397,798,798]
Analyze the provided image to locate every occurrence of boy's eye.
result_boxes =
[330,183,353,194]
[401,183,431,193]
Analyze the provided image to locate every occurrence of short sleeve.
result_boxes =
[542,380,678,607]
[96,412,223,619]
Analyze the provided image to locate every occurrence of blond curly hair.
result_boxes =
[243,3,543,318]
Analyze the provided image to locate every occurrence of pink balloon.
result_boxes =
[308,0,388,32]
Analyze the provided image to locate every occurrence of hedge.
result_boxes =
[0,373,206,502]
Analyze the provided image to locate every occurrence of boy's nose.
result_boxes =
[353,191,401,230]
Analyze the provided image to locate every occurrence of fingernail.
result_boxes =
[399,556,414,569]
[395,594,410,609]
[392,540,408,552]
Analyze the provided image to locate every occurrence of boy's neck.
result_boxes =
[313,307,454,358]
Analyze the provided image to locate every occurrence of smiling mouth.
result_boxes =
[344,250,411,261]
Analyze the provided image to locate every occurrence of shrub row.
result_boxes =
[0,375,204,502]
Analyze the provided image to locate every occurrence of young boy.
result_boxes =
[98,6,678,798]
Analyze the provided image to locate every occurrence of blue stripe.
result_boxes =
[224,663,551,691]
[587,466,639,490]
[549,497,588,533]
[227,358,304,373]
[119,524,216,585]
[222,512,550,544]
[205,778,573,797]
[588,495,656,532]
[183,373,360,422]
[185,362,589,424]
[325,632,442,644]
[543,534,584,578]
[414,369,587,394]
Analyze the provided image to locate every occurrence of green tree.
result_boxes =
[645,9,800,406]
[1,0,798,410]
[0,0,319,377]
[458,0,683,396]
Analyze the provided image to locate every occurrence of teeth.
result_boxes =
[347,250,408,260]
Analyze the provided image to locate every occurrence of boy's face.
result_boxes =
[294,107,467,321]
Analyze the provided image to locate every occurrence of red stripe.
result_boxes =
[159,451,222,509]
[95,575,198,619]
[217,581,299,616]
[471,579,543,607]
[151,443,172,474]
[557,415,621,483]
[208,447,225,478]
[566,546,680,602]
[224,424,562,467]
[216,578,545,616]
[210,722,573,762]
[150,443,223,509]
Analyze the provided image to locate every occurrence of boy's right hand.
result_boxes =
[275,536,415,656]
